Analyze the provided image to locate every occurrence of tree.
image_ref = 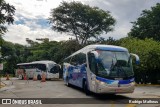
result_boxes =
[1,41,18,75]
[119,37,160,84]
[0,0,15,34]
[49,1,115,45]
[26,38,39,46]
[87,37,120,45]
[129,3,160,41]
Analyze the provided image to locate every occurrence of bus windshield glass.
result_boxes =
[96,50,133,79]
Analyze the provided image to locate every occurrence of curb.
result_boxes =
[50,78,63,81]
[0,82,6,88]
[135,84,160,86]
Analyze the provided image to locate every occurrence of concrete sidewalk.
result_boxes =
[0,82,5,88]
[135,84,160,87]
[0,78,17,92]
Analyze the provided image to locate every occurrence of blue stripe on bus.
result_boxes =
[95,47,128,52]
[96,76,134,84]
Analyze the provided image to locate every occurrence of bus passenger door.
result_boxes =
[87,52,97,92]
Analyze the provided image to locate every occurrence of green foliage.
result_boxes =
[1,41,21,75]
[49,1,115,45]
[0,0,16,34]
[1,36,160,84]
[120,37,160,84]
[129,3,160,41]
[24,39,82,64]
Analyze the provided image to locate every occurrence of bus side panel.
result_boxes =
[85,66,97,93]
[67,65,74,85]
[64,51,87,88]
[25,69,37,78]
[79,64,87,88]
[15,69,25,78]
[67,64,86,88]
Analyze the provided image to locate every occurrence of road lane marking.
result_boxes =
[111,101,115,107]
[126,104,136,107]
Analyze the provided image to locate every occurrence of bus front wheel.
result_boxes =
[83,81,90,95]
[37,75,41,80]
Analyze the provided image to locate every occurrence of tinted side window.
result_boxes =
[88,53,97,74]
[36,64,46,72]
[70,53,86,66]
[64,57,71,63]
[78,53,86,65]
[70,55,77,66]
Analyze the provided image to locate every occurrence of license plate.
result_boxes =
[115,89,122,92]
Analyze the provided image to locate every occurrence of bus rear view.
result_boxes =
[63,45,140,95]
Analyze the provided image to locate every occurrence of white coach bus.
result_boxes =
[15,60,60,80]
[63,45,140,95]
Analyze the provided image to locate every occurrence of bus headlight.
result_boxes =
[100,81,105,85]
[130,82,135,86]
[96,80,106,85]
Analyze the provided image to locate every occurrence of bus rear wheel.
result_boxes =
[83,81,90,95]
[19,75,23,80]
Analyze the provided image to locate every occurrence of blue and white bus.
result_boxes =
[63,45,140,95]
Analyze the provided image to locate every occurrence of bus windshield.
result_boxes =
[96,50,133,79]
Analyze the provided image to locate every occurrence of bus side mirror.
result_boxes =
[90,51,99,59]
[130,53,140,64]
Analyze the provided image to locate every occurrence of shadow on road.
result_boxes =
[68,84,131,99]
[62,84,132,104]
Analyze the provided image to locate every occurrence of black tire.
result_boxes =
[83,81,90,95]
[22,76,24,80]
[19,75,23,80]
[37,75,41,80]
[66,77,70,87]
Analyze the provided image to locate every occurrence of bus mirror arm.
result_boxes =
[130,53,140,64]
[90,51,99,59]
[84,63,87,67]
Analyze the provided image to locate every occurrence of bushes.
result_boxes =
[119,37,160,84]
[1,36,160,84]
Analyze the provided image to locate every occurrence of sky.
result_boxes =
[3,0,160,45]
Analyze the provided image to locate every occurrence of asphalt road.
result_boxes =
[0,78,159,107]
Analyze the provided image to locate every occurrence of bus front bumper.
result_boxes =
[96,83,135,94]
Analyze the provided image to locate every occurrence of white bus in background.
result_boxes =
[16,62,35,79]
[15,60,60,80]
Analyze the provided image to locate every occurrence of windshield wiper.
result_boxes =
[127,55,131,67]
[110,59,115,70]
[110,58,128,78]
[119,66,128,78]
